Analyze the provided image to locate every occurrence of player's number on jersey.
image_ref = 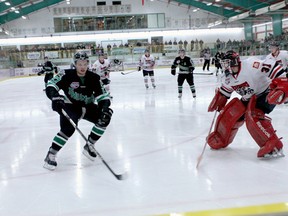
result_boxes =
[261,63,272,73]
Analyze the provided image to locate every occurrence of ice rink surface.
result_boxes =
[1,67,288,216]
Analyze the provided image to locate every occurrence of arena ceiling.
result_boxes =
[172,0,288,24]
[0,0,64,25]
[0,0,287,26]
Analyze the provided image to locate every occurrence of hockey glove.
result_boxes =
[138,66,141,71]
[102,78,111,85]
[267,77,288,104]
[37,70,45,76]
[189,67,195,73]
[51,95,65,114]
[97,108,113,127]
[171,68,176,76]
[208,88,228,112]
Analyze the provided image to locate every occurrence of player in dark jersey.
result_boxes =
[171,49,196,98]
[37,56,57,90]
[212,51,224,76]
[43,51,113,170]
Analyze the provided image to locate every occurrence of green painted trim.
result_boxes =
[156,202,288,216]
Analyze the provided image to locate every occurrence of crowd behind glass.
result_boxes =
[0,31,287,69]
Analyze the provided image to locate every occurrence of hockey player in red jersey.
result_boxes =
[138,49,156,89]
[265,41,288,75]
[207,50,286,159]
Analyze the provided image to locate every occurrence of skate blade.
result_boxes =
[82,149,96,161]
[43,163,56,171]
[262,149,285,159]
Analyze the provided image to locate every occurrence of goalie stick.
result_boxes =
[196,110,218,169]
[121,70,138,75]
[61,109,128,180]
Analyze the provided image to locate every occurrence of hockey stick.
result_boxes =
[61,109,128,180]
[196,110,218,169]
[121,70,138,75]
[194,72,213,75]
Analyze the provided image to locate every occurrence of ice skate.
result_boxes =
[43,148,58,170]
[145,84,149,89]
[178,93,182,99]
[83,142,97,161]
[152,84,156,88]
[263,148,285,159]
[192,92,196,98]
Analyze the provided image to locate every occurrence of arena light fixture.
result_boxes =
[269,0,286,11]
[255,6,269,16]
[228,11,250,22]
[208,20,222,28]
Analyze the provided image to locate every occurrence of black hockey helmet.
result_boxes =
[74,51,89,63]
[145,49,150,53]
[269,40,280,47]
[98,52,105,57]
[178,48,185,54]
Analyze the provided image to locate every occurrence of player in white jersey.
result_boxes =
[92,53,111,94]
[265,41,288,76]
[138,49,156,89]
[207,50,285,159]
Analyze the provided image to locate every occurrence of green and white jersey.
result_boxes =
[47,69,110,107]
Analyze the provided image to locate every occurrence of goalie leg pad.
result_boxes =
[245,95,283,158]
[207,98,246,149]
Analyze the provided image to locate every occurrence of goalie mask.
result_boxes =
[220,50,240,76]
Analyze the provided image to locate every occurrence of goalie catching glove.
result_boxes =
[267,77,288,104]
[208,88,228,112]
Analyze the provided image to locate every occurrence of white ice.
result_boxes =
[0,68,288,216]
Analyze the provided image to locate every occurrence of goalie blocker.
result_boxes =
[267,77,288,104]
[207,92,284,158]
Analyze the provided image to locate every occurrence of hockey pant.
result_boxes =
[143,70,155,86]
[50,104,111,151]
[177,73,196,95]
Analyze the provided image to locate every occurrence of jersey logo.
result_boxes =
[253,62,260,69]
[70,82,79,89]
[232,81,254,96]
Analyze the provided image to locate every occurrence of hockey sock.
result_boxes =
[51,131,68,150]
[150,76,155,84]
[89,124,106,141]
[190,85,196,97]
[144,76,148,85]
